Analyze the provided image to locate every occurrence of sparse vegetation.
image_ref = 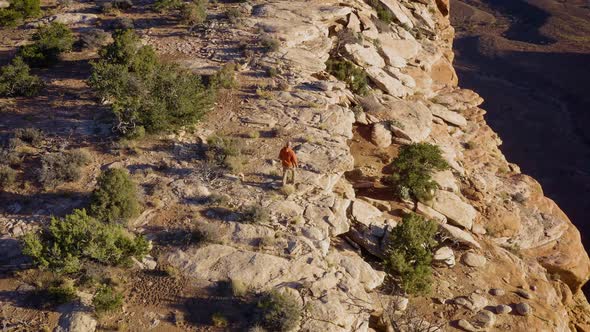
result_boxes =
[226,7,242,25]
[14,127,44,146]
[0,57,44,97]
[326,58,369,95]
[260,35,280,53]
[89,168,141,224]
[367,0,393,24]
[211,62,237,89]
[241,205,270,224]
[206,135,247,172]
[80,29,111,50]
[180,0,207,26]
[255,290,301,332]
[0,165,17,189]
[383,213,437,295]
[389,143,448,202]
[93,284,124,314]
[0,0,41,27]
[18,22,75,67]
[89,30,215,135]
[45,278,78,304]
[153,0,182,12]
[22,209,150,274]
[230,278,248,297]
[38,150,90,188]
[211,312,229,327]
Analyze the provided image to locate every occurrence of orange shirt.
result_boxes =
[279,147,298,168]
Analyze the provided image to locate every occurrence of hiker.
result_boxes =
[279,141,298,186]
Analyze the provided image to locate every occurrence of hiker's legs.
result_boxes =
[282,166,289,186]
[289,168,296,184]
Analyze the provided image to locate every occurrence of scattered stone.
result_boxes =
[461,252,487,268]
[472,310,495,329]
[371,122,392,148]
[495,304,512,315]
[516,289,533,299]
[515,303,532,316]
[489,288,505,296]
[433,246,455,267]
[457,319,477,332]
[440,224,481,249]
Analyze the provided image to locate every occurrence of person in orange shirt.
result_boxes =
[278,141,298,186]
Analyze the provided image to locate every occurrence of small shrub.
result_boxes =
[0,0,41,27]
[109,17,134,30]
[326,58,368,95]
[206,135,245,171]
[22,209,150,273]
[14,127,44,146]
[0,57,44,97]
[80,29,111,50]
[0,165,17,189]
[255,85,273,99]
[464,141,477,150]
[241,205,270,224]
[256,290,301,332]
[230,278,248,297]
[226,7,242,24]
[266,66,278,77]
[248,326,267,332]
[0,149,22,167]
[389,143,448,202]
[153,0,182,12]
[89,30,214,135]
[111,0,133,10]
[46,279,78,304]
[180,0,207,26]
[211,62,237,89]
[212,312,229,327]
[38,150,90,188]
[207,193,230,206]
[260,35,279,53]
[280,184,295,196]
[383,213,437,295]
[89,168,141,224]
[18,22,75,67]
[93,284,124,314]
[367,0,393,24]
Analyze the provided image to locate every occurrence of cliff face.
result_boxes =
[164,0,590,330]
[2,0,588,331]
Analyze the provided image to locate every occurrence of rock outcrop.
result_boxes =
[157,0,590,330]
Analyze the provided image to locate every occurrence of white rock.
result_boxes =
[365,66,410,97]
[416,202,447,224]
[429,190,476,230]
[462,252,487,268]
[345,43,385,68]
[432,170,459,193]
[371,122,392,148]
[433,246,455,267]
[379,35,421,61]
[457,319,477,332]
[440,224,481,249]
[55,311,97,332]
[347,13,362,32]
[430,103,467,127]
[351,199,383,226]
[495,304,512,314]
[378,0,414,29]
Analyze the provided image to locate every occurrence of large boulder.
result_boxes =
[345,43,385,68]
[371,122,392,148]
[367,99,432,142]
[440,224,481,249]
[55,311,97,332]
[379,35,421,63]
[428,190,476,230]
[365,66,410,97]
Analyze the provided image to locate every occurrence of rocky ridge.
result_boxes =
[160,0,590,331]
[1,0,589,331]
